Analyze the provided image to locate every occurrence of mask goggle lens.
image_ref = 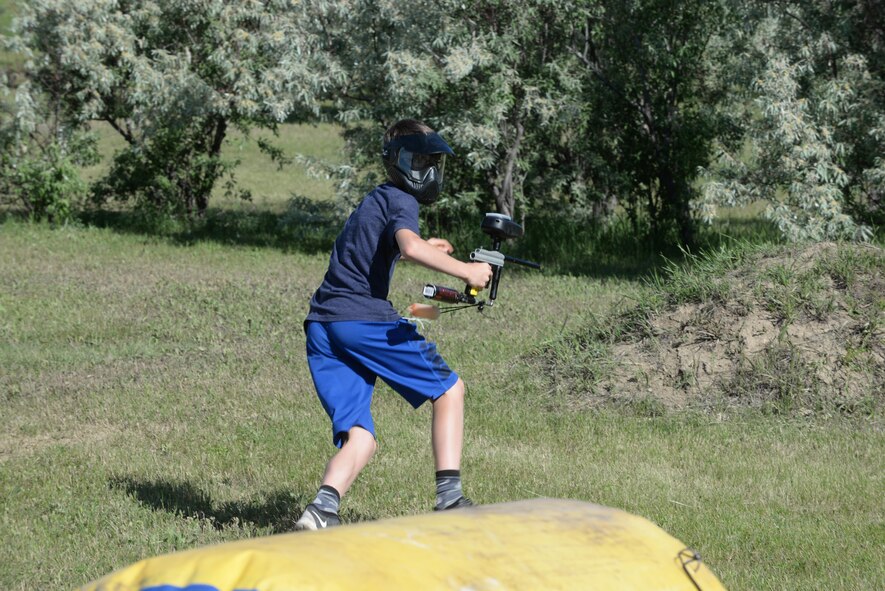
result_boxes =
[397,150,445,176]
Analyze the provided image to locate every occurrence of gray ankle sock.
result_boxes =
[312,485,341,515]
[435,470,464,509]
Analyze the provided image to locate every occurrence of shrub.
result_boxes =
[0,80,98,223]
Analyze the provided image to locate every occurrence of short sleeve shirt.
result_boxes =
[305,183,420,322]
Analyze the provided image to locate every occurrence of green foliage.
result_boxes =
[320,0,882,247]
[430,0,581,220]
[699,1,884,242]
[0,79,99,223]
[8,0,339,215]
[317,0,596,221]
[320,0,733,247]
[0,0,22,70]
[4,0,883,247]
[91,125,239,216]
[2,143,85,222]
[566,0,730,245]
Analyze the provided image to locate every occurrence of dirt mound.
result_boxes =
[541,242,884,417]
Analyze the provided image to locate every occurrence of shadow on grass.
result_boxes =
[3,198,786,280]
[78,197,343,256]
[109,476,376,533]
[109,476,303,533]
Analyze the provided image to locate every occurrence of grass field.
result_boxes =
[1,210,883,590]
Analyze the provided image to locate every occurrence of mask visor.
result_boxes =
[386,132,454,157]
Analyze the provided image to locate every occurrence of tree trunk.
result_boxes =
[658,167,695,247]
[193,117,228,216]
[492,122,524,218]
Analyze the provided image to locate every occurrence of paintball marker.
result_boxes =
[409,213,540,317]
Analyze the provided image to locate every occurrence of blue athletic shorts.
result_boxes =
[305,319,460,447]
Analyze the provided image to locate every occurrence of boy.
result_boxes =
[295,119,493,530]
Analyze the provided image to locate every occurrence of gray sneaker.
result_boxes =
[434,496,474,511]
[294,503,341,531]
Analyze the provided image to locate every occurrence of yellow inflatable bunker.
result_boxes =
[80,499,727,591]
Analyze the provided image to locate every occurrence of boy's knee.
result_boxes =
[347,426,378,455]
[438,378,465,402]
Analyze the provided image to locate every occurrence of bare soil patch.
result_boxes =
[541,242,884,417]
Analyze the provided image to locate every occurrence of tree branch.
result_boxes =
[210,117,227,157]
[571,17,649,126]
[104,116,136,146]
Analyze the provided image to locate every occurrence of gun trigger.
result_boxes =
[467,287,479,297]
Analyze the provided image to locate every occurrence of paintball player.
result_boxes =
[295,119,493,530]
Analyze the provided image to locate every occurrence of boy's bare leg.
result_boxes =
[296,426,377,531]
[431,378,473,510]
[322,426,378,497]
[432,378,465,470]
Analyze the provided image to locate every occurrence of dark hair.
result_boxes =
[383,119,434,144]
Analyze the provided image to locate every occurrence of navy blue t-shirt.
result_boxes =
[306,183,420,322]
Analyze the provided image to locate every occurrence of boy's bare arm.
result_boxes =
[400,237,453,259]
[396,229,492,289]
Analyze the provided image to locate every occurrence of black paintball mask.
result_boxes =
[382,132,454,204]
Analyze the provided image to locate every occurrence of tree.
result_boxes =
[699,1,883,240]
[312,0,581,224]
[9,0,341,216]
[431,0,581,221]
[564,0,729,246]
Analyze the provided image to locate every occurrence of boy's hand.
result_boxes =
[426,238,454,254]
[464,261,493,290]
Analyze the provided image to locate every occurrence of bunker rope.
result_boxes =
[678,548,705,591]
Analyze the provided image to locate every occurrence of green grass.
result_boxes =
[1,221,883,590]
